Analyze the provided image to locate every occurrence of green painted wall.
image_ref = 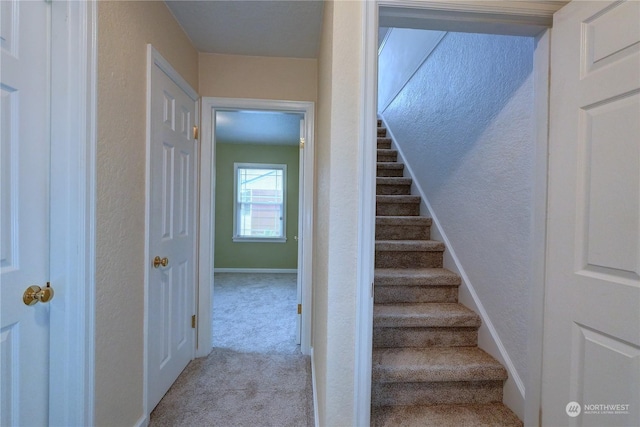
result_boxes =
[214,143,299,269]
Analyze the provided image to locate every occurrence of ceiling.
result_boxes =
[165,1,320,145]
[215,110,304,146]
[165,0,324,59]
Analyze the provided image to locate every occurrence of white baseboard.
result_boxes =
[310,347,319,427]
[381,116,526,418]
[213,268,297,274]
[134,414,149,427]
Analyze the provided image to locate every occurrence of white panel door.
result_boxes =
[542,1,640,426]
[147,57,197,411]
[0,1,51,425]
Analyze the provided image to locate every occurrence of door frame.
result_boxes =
[356,1,558,425]
[48,0,97,425]
[198,97,315,357]
[143,45,200,416]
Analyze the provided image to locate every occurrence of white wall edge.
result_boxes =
[380,116,526,416]
[354,1,378,426]
[523,28,551,427]
[48,1,97,425]
[213,268,297,274]
[143,45,153,420]
[310,347,319,427]
[199,97,315,357]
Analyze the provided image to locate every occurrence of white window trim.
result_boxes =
[233,162,287,243]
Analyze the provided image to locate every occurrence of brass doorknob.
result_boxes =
[153,256,169,268]
[23,282,55,306]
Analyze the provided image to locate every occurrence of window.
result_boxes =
[233,163,287,242]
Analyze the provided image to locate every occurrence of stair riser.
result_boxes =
[376,167,404,178]
[376,184,411,196]
[375,251,443,268]
[375,286,458,304]
[376,224,430,240]
[372,381,504,406]
[373,327,478,348]
[378,128,387,137]
[376,203,420,216]
[377,152,398,162]
[377,138,392,149]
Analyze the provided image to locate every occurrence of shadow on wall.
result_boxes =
[382,32,534,191]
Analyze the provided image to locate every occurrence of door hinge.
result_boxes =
[299,138,305,149]
[297,304,302,314]
[193,125,199,140]
[191,314,196,329]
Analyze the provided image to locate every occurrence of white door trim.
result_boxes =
[144,45,199,418]
[358,1,555,425]
[354,1,378,426]
[198,97,315,357]
[48,1,97,425]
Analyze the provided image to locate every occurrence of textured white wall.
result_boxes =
[377,28,445,112]
[381,31,535,386]
[314,0,362,424]
[96,2,198,425]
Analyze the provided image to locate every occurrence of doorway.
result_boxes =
[355,2,555,426]
[212,109,303,352]
[198,98,315,357]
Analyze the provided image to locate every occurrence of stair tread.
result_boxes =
[375,268,461,286]
[373,347,507,383]
[377,162,404,168]
[374,303,480,328]
[372,403,523,427]
[376,216,431,225]
[376,240,445,251]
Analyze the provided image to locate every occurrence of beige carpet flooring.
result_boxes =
[150,273,313,426]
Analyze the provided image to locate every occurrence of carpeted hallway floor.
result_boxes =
[149,273,314,426]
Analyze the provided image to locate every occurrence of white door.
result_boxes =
[542,1,640,426]
[147,51,198,411]
[1,1,52,425]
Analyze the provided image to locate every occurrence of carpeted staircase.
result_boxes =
[371,120,523,427]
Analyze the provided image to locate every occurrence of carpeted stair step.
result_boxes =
[377,149,398,163]
[372,347,507,406]
[377,162,404,177]
[376,195,420,216]
[377,137,392,149]
[377,119,382,127]
[376,178,412,196]
[375,215,430,239]
[373,303,480,348]
[375,240,444,269]
[372,403,523,427]
[374,268,460,304]
[378,127,387,137]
